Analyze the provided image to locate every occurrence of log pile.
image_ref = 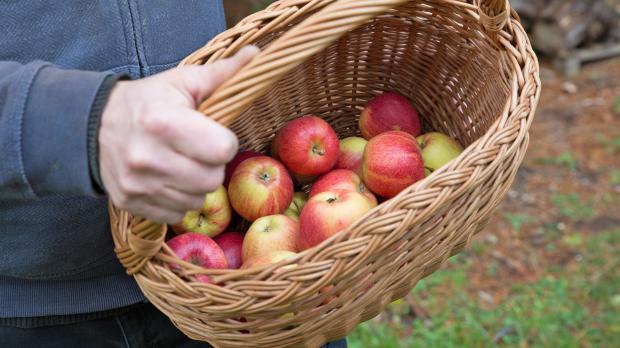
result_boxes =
[512,0,620,55]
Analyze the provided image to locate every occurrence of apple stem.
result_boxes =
[259,172,271,183]
[327,197,337,204]
[197,213,205,227]
[312,146,325,156]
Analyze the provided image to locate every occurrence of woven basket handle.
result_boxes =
[196,0,509,126]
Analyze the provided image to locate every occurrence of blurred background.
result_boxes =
[223,1,620,346]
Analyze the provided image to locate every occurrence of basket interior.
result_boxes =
[229,1,511,154]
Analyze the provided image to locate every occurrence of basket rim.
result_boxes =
[110,0,541,293]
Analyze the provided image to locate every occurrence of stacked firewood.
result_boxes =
[512,0,620,56]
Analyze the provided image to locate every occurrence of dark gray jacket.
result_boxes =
[0,0,225,318]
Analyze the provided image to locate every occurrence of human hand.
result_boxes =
[99,46,259,224]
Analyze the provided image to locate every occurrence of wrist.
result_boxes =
[88,74,129,194]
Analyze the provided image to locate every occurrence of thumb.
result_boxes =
[164,45,260,105]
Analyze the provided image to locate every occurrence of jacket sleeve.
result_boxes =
[0,61,121,200]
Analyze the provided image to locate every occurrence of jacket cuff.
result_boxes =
[21,66,121,197]
[87,74,127,194]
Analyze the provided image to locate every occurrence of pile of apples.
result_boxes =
[166,92,464,282]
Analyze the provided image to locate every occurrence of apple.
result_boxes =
[241,250,298,270]
[359,92,421,139]
[213,231,244,269]
[173,185,231,237]
[228,156,294,221]
[335,136,367,176]
[291,172,317,187]
[362,131,425,198]
[416,132,464,172]
[166,232,228,283]
[242,214,299,262]
[298,189,374,250]
[224,150,262,188]
[309,169,377,206]
[271,115,339,176]
[284,192,308,221]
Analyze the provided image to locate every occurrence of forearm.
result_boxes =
[0,61,122,200]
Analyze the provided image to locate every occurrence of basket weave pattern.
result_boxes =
[110,0,540,347]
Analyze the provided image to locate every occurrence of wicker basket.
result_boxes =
[110,0,540,347]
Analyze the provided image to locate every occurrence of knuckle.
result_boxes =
[213,137,238,163]
[141,110,171,137]
[203,168,225,192]
[117,175,145,197]
[164,212,184,225]
[126,149,153,171]
[191,196,205,210]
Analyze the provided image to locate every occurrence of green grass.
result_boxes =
[349,230,620,347]
[612,97,620,116]
[596,134,620,154]
[251,0,273,11]
[550,194,594,221]
[536,152,578,171]
[611,170,620,186]
[504,213,537,233]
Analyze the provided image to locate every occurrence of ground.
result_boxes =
[349,58,620,347]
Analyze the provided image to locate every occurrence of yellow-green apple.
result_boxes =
[213,231,244,269]
[228,156,294,221]
[416,132,464,172]
[309,169,377,206]
[271,115,339,176]
[362,131,424,198]
[284,192,308,221]
[166,232,228,283]
[298,189,374,250]
[241,250,298,270]
[172,185,231,237]
[242,214,299,262]
[359,92,421,139]
[335,137,368,176]
[224,150,262,188]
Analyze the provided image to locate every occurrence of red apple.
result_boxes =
[298,189,374,250]
[228,156,294,221]
[416,132,464,172]
[172,185,231,237]
[213,231,244,269]
[284,192,308,221]
[271,115,339,176]
[241,250,298,270]
[242,214,299,262]
[336,137,368,176]
[359,92,421,139]
[309,169,377,206]
[362,131,425,198]
[224,150,262,188]
[166,232,228,283]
